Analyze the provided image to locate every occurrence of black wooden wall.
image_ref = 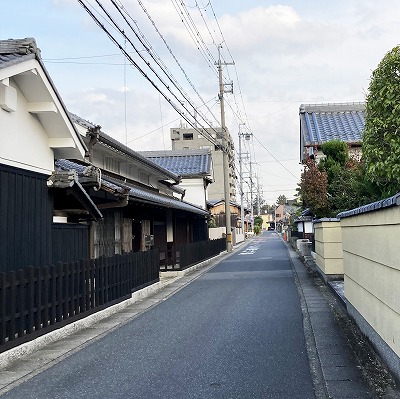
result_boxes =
[0,164,53,272]
[52,223,90,264]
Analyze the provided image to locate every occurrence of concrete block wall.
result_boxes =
[314,218,343,281]
[338,197,400,380]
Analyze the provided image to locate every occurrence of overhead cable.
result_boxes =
[78,0,222,149]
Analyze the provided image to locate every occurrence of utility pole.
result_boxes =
[256,175,261,216]
[249,158,254,230]
[238,124,245,236]
[238,125,251,237]
[216,45,234,252]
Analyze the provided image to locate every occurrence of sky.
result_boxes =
[2,0,400,205]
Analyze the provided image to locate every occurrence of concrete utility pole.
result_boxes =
[238,125,251,236]
[249,158,254,230]
[216,45,234,252]
[238,125,245,236]
[256,175,261,216]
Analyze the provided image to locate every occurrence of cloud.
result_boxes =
[41,0,400,203]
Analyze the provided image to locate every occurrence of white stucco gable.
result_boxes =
[0,38,86,175]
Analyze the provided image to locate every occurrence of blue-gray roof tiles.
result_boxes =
[55,159,208,216]
[300,102,365,146]
[0,38,39,68]
[337,192,400,219]
[69,113,180,182]
[140,150,212,178]
[0,52,35,69]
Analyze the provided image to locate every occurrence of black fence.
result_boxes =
[52,223,90,264]
[160,238,226,271]
[0,249,159,353]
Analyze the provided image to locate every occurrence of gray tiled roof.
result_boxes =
[300,102,365,146]
[56,159,208,216]
[69,113,180,182]
[140,150,212,177]
[0,38,39,69]
[207,199,243,208]
[0,52,35,69]
[337,192,400,219]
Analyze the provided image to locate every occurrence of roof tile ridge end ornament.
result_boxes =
[0,37,41,57]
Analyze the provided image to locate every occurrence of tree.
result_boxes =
[299,141,379,218]
[320,141,355,215]
[319,140,349,183]
[326,157,368,216]
[261,203,275,214]
[252,215,263,235]
[254,215,263,227]
[276,195,287,205]
[363,45,400,197]
[251,194,265,216]
[297,156,330,218]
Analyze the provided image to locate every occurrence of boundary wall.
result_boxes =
[313,218,343,282]
[337,193,400,380]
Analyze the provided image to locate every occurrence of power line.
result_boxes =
[108,0,223,144]
[252,133,299,180]
[134,0,221,127]
[44,52,125,60]
[78,0,223,149]
[196,2,218,46]
[170,0,217,70]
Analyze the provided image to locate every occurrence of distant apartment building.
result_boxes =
[170,126,236,202]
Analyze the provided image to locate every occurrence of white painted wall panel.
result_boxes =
[0,81,54,174]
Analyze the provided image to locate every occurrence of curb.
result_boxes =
[0,241,248,370]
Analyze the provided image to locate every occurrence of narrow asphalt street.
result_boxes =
[0,231,375,398]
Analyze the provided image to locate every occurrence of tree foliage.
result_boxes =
[251,194,265,216]
[363,45,400,196]
[298,141,380,218]
[298,156,329,218]
[298,46,400,217]
[261,203,275,214]
[276,194,287,205]
[254,215,263,226]
[326,157,371,216]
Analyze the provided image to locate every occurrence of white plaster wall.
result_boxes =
[209,227,225,239]
[304,221,314,234]
[235,230,245,243]
[180,178,206,209]
[298,223,304,233]
[0,80,54,174]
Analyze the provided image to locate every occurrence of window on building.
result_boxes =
[183,133,193,140]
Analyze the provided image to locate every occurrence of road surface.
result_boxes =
[1,231,316,398]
